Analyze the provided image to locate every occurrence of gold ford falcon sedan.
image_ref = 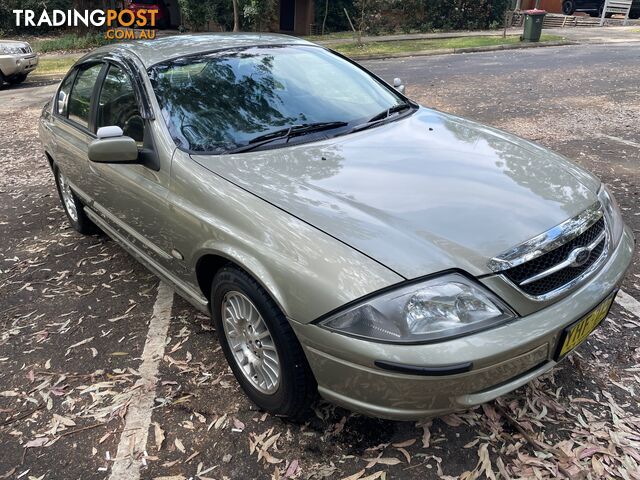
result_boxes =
[39,34,634,420]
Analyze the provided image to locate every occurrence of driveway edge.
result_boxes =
[344,40,577,61]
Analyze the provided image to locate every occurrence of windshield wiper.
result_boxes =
[227,121,349,154]
[350,103,414,133]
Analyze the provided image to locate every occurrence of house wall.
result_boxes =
[520,0,563,13]
[293,0,315,35]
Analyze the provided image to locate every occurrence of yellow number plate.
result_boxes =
[556,292,616,359]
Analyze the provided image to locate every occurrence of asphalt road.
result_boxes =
[1,43,639,480]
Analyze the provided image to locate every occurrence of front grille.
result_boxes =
[503,218,606,297]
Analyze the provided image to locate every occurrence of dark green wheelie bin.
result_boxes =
[521,9,546,42]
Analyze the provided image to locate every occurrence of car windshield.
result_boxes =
[148,45,408,153]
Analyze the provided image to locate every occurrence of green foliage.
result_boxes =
[0,0,72,34]
[177,0,235,31]
[353,0,390,36]
[314,0,355,33]
[315,0,513,36]
[396,0,513,32]
[176,0,211,31]
[242,0,277,31]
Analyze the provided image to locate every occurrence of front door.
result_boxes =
[85,62,176,271]
[280,0,295,31]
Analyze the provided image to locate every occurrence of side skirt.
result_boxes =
[84,207,210,314]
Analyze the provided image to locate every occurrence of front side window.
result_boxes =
[67,64,103,129]
[97,65,144,144]
[149,45,407,153]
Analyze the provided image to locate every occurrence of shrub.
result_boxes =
[242,0,277,31]
[317,0,513,36]
[177,0,235,31]
[314,0,355,34]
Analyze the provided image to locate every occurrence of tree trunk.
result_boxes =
[358,0,366,45]
[322,0,329,35]
[232,0,240,32]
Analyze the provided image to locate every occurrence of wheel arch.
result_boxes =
[194,249,290,318]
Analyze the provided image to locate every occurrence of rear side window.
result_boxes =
[67,64,103,129]
[96,65,144,144]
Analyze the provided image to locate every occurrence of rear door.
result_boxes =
[49,63,105,196]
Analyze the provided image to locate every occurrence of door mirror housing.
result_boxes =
[89,126,139,163]
[57,90,67,115]
[393,77,406,94]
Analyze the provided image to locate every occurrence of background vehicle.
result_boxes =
[0,40,37,88]
[127,0,170,28]
[562,0,639,17]
[562,0,604,16]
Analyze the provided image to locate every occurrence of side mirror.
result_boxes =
[57,90,67,115]
[393,77,406,94]
[88,126,139,163]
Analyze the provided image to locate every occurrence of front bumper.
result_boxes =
[291,225,635,420]
[0,53,38,78]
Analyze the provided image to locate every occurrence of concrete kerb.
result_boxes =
[343,40,577,61]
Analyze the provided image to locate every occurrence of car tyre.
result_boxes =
[562,0,575,15]
[211,266,317,420]
[53,166,96,234]
[7,73,28,85]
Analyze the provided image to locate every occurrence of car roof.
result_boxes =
[84,33,315,68]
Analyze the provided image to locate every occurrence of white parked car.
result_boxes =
[0,40,38,87]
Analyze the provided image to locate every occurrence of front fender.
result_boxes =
[170,150,403,323]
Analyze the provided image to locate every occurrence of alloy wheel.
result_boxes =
[58,171,78,223]
[221,291,281,394]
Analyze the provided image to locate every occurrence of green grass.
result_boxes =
[27,33,563,77]
[304,29,454,41]
[332,34,564,58]
[30,33,110,54]
[32,55,82,77]
[304,31,360,41]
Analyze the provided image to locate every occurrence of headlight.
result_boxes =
[319,273,515,343]
[598,183,623,246]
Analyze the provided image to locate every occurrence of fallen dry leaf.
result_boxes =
[153,422,165,451]
[174,438,185,453]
